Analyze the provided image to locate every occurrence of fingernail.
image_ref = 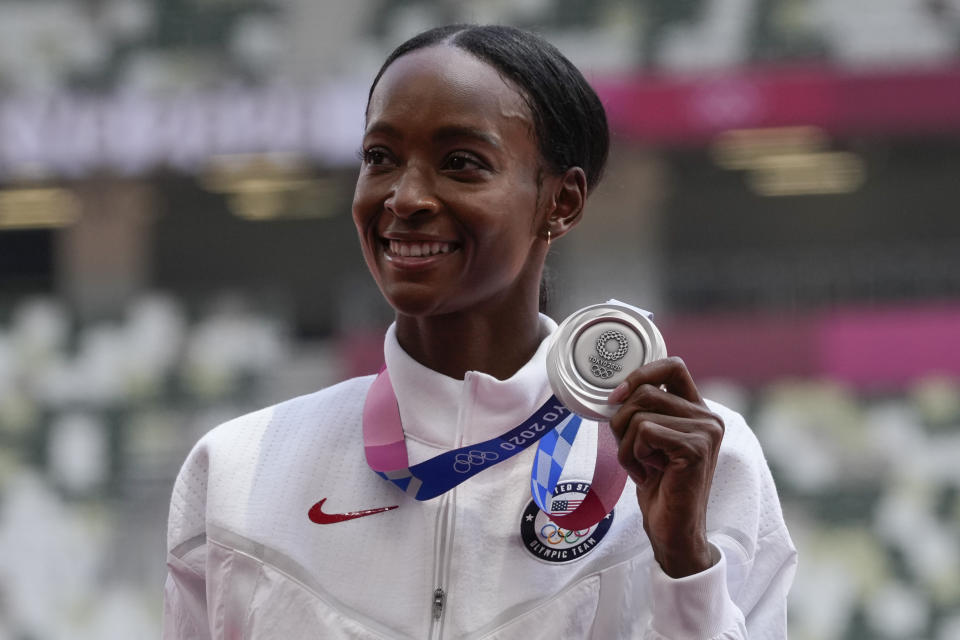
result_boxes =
[609,382,629,403]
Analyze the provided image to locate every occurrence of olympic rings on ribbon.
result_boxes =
[452,449,499,474]
[539,523,591,545]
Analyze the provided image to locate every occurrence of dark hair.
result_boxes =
[367,24,610,192]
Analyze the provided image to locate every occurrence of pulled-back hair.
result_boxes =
[367,24,610,193]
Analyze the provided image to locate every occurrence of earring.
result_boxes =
[546,229,552,246]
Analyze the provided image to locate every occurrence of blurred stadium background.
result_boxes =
[1,1,959,638]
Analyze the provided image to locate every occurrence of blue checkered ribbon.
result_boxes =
[529,412,583,512]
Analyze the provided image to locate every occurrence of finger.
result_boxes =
[618,412,722,442]
[608,357,702,405]
[608,385,717,439]
[615,417,679,488]
[615,421,654,484]
[629,417,720,469]
[613,413,722,479]
[632,431,670,472]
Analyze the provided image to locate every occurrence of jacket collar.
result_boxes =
[382,315,558,449]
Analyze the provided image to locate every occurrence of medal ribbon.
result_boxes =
[528,415,626,530]
[363,369,626,529]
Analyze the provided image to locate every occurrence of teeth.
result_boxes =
[387,240,455,257]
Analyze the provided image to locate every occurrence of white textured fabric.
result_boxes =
[164,317,796,639]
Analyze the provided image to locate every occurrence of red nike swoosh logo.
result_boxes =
[308,498,398,524]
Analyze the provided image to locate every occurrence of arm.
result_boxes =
[163,544,211,640]
[643,493,797,639]
[609,358,796,638]
[607,357,724,579]
[163,442,213,640]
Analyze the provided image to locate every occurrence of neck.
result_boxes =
[395,300,544,380]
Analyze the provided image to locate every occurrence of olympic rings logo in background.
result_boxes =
[539,524,591,545]
[453,450,499,474]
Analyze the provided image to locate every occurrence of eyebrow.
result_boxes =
[433,125,502,149]
[363,122,501,149]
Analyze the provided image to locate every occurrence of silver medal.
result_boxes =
[546,300,667,420]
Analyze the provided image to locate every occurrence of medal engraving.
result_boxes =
[590,330,627,379]
[596,330,628,362]
[547,300,667,420]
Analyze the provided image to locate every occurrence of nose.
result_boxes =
[385,166,438,218]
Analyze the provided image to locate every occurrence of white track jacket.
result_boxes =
[164,318,797,639]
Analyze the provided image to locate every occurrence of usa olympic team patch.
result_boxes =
[520,480,613,563]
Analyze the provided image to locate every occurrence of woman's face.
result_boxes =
[352,45,550,319]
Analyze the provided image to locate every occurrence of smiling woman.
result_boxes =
[163,24,795,640]
[353,41,585,379]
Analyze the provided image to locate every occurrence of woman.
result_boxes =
[164,25,796,639]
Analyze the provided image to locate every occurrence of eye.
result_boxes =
[442,152,486,173]
[361,147,396,168]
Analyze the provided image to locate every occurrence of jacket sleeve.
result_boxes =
[163,439,213,639]
[163,545,211,640]
[645,404,798,639]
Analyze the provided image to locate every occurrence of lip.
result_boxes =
[381,231,459,243]
[376,234,461,271]
[383,252,450,270]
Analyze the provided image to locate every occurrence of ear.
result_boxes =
[544,167,587,241]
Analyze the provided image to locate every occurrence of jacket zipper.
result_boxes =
[429,373,472,639]
[429,493,453,639]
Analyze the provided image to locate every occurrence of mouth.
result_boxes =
[381,238,460,259]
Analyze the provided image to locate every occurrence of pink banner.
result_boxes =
[662,305,960,389]
[595,64,960,144]
[818,306,960,388]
